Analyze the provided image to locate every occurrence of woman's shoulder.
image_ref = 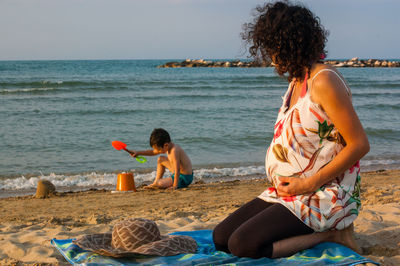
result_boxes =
[310,64,342,81]
[309,64,351,105]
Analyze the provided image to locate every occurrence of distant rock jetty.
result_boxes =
[157,59,267,68]
[157,58,400,68]
[325,57,400,67]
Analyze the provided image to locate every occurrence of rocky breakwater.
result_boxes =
[157,58,399,68]
[157,59,269,68]
[324,57,400,67]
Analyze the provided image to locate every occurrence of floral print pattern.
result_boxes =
[259,76,361,232]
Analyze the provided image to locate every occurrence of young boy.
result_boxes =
[130,128,193,190]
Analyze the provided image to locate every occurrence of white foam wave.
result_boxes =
[0,165,266,191]
[45,80,63,84]
[360,158,400,171]
[2,160,400,192]
[0,87,57,93]
[361,158,400,166]
[194,165,265,180]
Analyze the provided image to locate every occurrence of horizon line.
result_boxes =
[1,57,400,62]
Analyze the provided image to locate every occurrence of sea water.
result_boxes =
[1,60,399,195]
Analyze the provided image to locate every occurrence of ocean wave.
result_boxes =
[0,107,205,117]
[350,83,400,89]
[2,161,400,192]
[356,103,400,111]
[138,93,258,100]
[135,83,280,91]
[0,172,118,190]
[0,165,266,191]
[0,79,282,96]
[360,158,400,172]
[0,87,58,94]
[0,80,130,91]
[1,104,276,117]
[352,91,400,97]
[361,158,400,166]
[364,128,400,138]
[194,165,265,180]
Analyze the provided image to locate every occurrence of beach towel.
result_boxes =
[51,229,378,265]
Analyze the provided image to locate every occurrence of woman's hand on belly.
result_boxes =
[276,176,316,196]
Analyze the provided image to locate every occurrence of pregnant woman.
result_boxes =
[213,1,370,258]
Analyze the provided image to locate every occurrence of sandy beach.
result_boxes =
[0,169,399,265]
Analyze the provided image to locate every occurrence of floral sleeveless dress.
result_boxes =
[258,69,361,232]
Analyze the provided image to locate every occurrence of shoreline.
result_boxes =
[0,169,399,265]
[1,162,399,198]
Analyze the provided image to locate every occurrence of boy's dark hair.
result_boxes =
[150,128,171,148]
[241,0,328,82]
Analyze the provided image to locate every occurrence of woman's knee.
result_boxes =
[228,231,259,258]
[212,223,229,248]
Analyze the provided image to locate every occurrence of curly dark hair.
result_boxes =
[241,1,328,81]
[150,128,171,148]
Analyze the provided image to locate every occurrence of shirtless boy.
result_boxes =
[130,128,193,190]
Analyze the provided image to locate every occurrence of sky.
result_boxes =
[0,0,399,60]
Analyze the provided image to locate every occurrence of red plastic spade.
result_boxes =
[111,140,147,163]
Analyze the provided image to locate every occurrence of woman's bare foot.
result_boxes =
[330,224,361,254]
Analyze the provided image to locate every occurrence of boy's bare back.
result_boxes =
[167,143,192,175]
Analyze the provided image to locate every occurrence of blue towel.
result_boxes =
[51,229,378,265]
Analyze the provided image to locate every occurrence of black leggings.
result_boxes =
[212,198,314,258]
